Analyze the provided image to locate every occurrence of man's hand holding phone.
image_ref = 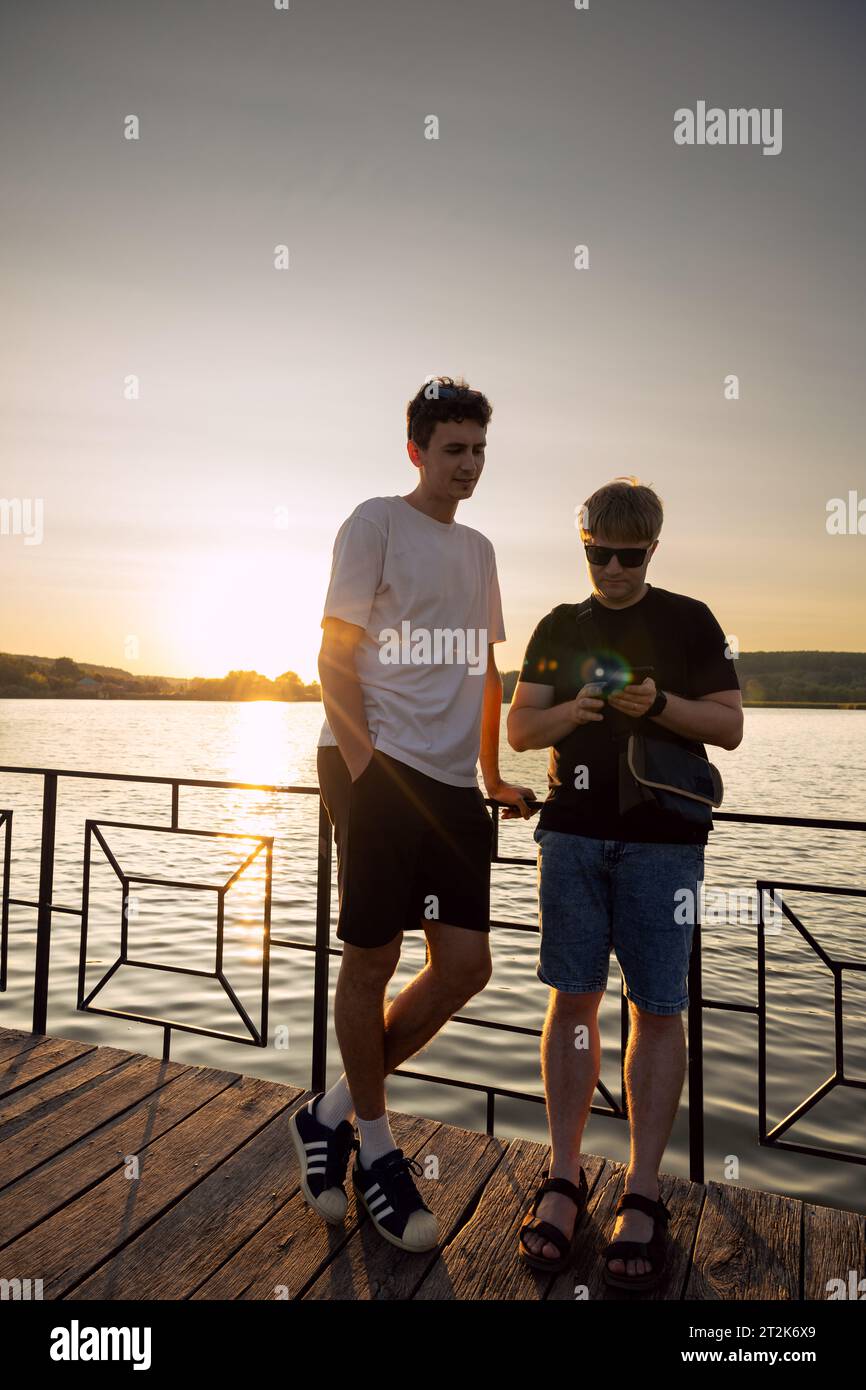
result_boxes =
[569,684,607,727]
[607,675,657,718]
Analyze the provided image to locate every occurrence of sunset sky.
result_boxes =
[3,0,865,684]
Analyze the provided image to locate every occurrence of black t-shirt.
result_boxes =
[517,585,740,844]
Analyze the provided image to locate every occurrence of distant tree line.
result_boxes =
[2,649,865,705]
[0,653,321,701]
[181,670,322,702]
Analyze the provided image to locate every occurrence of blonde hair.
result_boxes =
[578,476,663,543]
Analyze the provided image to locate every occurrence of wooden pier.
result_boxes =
[0,1025,862,1301]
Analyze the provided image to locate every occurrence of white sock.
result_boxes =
[357,1112,397,1168]
[315,1073,355,1130]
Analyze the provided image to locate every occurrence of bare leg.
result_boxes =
[607,1003,686,1277]
[335,924,491,1122]
[523,988,604,1259]
[382,922,492,1074]
[334,937,402,1120]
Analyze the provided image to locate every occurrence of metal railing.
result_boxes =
[0,762,864,1183]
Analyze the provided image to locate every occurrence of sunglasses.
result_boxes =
[584,544,650,568]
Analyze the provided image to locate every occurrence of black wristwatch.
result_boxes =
[647,689,668,719]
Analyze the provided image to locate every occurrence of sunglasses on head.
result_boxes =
[584,543,650,567]
[432,386,481,400]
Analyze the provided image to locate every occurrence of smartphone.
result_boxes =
[587,664,655,697]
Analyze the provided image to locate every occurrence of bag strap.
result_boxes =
[571,596,594,632]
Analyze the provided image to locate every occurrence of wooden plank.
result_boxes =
[413,1136,552,1300]
[0,1054,192,1188]
[0,1028,852,1304]
[0,1034,100,1099]
[0,1027,59,1065]
[685,1180,800,1300]
[192,1111,439,1300]
[0,1045,131,1138]
[803,1201,866,1301]
[303,1120,507,1301]
[67,1081,307,1299]
[0,1063,235,1246]
[546,1163,703,1301]
[1,1073,294,1298]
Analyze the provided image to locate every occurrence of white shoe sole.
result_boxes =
[355,1181,439,1252]
[289,1105,348,1224]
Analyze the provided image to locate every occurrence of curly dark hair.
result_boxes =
[406,375,493,450]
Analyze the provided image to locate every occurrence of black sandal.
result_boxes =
[518,1170,588,1274]
[603,1191,671,1291]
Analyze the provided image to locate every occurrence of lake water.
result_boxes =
[0,700,864,1214]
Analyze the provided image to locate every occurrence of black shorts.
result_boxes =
[316,745,494,948]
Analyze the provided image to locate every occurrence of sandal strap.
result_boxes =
[616,1192,670,1225]
[519,1217,570,1258]
[537,1173,586,1208]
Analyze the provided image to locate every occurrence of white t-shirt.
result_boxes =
[317,495,506,787]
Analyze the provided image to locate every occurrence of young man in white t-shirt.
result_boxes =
[289,377,534,1252]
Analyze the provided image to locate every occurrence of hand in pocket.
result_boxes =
[349,750,375,784]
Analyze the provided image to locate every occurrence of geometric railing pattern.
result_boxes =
[758,880,866,1167]
[79,818,272,1057]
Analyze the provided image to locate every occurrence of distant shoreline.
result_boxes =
[4,651,866,707]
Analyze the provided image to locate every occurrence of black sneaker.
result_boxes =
[289,1094,357,1224]
[352,1148,439,1252]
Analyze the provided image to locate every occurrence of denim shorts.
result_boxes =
[534,826,705,1015]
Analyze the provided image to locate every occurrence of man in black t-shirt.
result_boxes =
[511,478,742,1290]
